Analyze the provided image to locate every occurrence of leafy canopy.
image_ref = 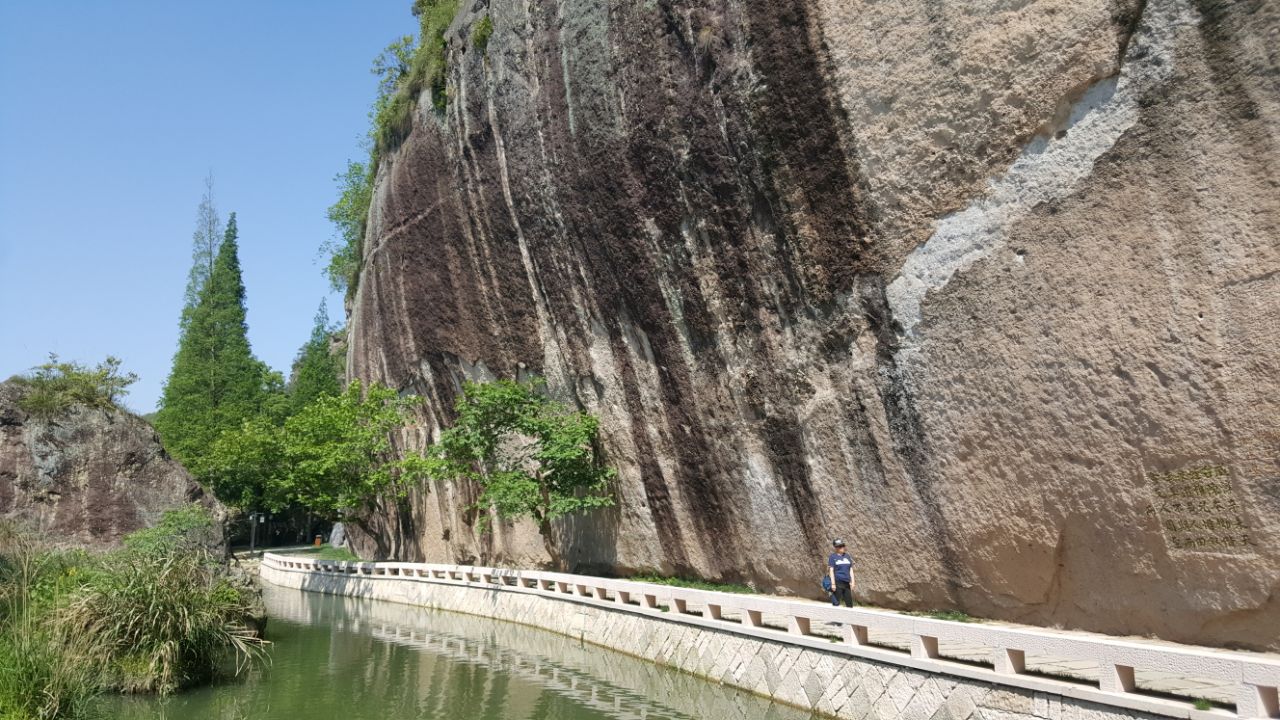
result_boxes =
[198,381,423,518]
[424,379,614,545]
[322,160,373,297]
[13,354,138,419]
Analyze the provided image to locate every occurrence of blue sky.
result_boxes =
[0,2,412,412]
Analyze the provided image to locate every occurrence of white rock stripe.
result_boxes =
[886,0,1197,339]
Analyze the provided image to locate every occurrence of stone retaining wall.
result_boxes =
[261,561,1164,720]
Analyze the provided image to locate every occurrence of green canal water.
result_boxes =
[110,584,821,720]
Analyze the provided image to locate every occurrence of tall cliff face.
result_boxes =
[0,382,220,546]
[346,0,1280,650]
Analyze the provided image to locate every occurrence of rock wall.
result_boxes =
[345,0,1280,650]
[0,381,219,546]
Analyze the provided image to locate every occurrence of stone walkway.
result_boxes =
[678,597,1244,706]
[276,549,1268,709]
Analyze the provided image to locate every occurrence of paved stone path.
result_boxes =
[687,597,1241,705]
[278,549,1267,708]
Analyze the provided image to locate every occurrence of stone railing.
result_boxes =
[262,553,1280,720]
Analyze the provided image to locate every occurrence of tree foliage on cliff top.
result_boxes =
[322,0,464,299]
[11,355,138,419]
[373,0,460,158]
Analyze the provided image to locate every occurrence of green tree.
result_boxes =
[287,301,344,414]
[182,173,223,330]
[199,382,423,540]
[156,213,280,471]
[424,379,614,568]
[322,160,374,296]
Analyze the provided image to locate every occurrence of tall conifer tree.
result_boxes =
[288,301,344,414]
[156,213,274,468]
[182,173,222,329]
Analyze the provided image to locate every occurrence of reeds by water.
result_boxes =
[0,508,266,719]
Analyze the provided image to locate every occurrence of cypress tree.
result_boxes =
[156,213,275,468]
[287,301,344,414]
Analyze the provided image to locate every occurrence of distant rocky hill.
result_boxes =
[0,380,221,547]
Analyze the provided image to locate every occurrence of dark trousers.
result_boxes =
[833,580,854,607]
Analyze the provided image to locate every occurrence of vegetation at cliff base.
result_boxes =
[198,381,426,530]
[422,378,615,567]
[11,355,138,419]
[0,506,264,719]
[629,575,755,595]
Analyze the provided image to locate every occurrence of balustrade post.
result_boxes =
[1237,684,1280,719]
[993,648,1026,675]
[787,615,811,636]
[911,635,940,659]
[844,624,869,646]
[1100,664,1136,693]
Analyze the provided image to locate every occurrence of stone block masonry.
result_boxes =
[260,555,1280,720]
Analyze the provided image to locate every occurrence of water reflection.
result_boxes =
[111,585,818,720]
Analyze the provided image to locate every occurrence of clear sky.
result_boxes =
[0,1,413,412]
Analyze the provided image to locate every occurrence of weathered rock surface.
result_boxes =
[346,0,1280,650]
[0,381,220,546]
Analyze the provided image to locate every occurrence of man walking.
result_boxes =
[828,538,856,607]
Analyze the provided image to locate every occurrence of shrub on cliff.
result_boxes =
[422,379,615,568]
[12,355,138,419]
[323,1,463,300]
[323,161,374,297]
[472,15,493,53]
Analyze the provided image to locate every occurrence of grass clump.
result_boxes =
[0,506,265,717]
[472,15,493,52]
[907,609,977,623]
[60,549,263,695]
[630,575,755,595]
[0,531,101,720]
[11,355,137,420]
[1193,698,1213,712]
[283,546,360,562]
